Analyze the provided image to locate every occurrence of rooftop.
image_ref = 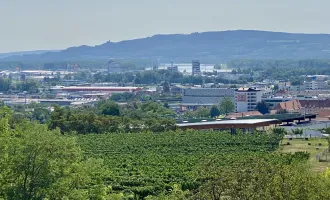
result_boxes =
[236,87,260,92]
[177,119,280,129]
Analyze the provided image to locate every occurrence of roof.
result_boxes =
[60,86,141,90]
[177,119,280,129]
[275,89,288,95]
[275,100,302,111]
[316,110,330,118]
[236,87,260,92]
[226,111,263,118]
[300,99,330,108]
[51,86,143,92]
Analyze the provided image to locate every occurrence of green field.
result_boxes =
[279,138,330,172]
[77,131,287,198]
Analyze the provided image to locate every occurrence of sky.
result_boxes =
[1,0,330,53]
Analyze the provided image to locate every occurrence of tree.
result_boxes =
[17,80,39,94]
[0,77,11,92]
[219,97,235,115]
[256,101,270,114]
[96,100,121,116]
[163,102,170,109]
[162,81,170,93]
[210,105,220,118]
[0,114,109,199]
[196,107,210,118]
[291,128,303,136]
[32,107,51,124]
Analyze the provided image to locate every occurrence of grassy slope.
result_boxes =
[278,138,329,172]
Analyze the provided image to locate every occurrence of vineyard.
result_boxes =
[77,130,294,198]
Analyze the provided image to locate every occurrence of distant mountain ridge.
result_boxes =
[0,50,60,59]
[3,30,330,63]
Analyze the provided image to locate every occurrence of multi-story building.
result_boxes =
[303,81,327,90]
[302,75,328,90]
[167,65,178,72]
[181,88,235,110]
[192,60,201,76]
[235,88,263,112]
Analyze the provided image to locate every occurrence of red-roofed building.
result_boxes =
[274,100,302,113]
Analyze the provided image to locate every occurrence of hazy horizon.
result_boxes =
[2,0,330,53]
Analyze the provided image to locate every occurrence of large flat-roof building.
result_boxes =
[177,119,280,132]
[182,88,235,110]
[51,86,143,94]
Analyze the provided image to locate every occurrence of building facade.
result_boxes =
[192,60,201,76]
[235,88,263,112]
[302,75,328,90]
[167,65,179,72]
[182,88,235,110]
[303,81,327,90]
[262,97,292,109]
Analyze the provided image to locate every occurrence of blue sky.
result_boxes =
[0,0,329,53]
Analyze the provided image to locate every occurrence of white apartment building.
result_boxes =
[235,88,263,112]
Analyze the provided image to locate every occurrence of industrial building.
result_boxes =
[182,88,235,110]
[177,119,280,132]
[51,86,143,93]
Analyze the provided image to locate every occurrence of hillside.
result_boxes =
[0,50,59,59]
[3,30,330,63]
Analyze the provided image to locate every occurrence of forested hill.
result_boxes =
[4,30,330,63]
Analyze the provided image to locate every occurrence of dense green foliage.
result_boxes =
[48,101,176,134]
[110,92,137,102]
[219,97,235,115]
[93,69,250,85]
[1,103,330,199]
[0,101,328,200]
[0,78,39,93]
[228,59,330,69]
[228,59,330,82]
[77,131,285,199]
[0,107,111,199]
[256,101,270,114]
[210,105,220,118]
